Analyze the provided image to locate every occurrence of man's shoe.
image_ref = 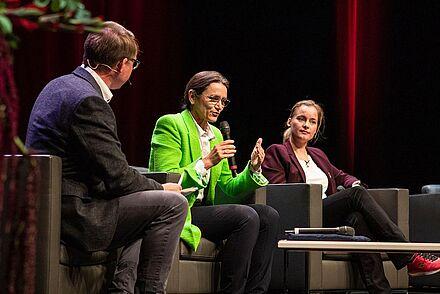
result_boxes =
[408,253,440,276]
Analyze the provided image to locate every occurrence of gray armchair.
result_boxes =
[166,237,221,293]
[165,184,322,293]
[1,155,195,294]
[59,171,183,293]
[165,184,318,293]
[1,155,61,294]
[409,191,440,289]
[134,169,223,293]
[1,154,129,293]
[253,184,409,293]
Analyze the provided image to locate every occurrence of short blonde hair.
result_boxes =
[283,99,325,143]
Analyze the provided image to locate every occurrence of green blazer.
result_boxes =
[149,109,268,250]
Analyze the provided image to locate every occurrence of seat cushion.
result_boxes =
[180,238,220,261]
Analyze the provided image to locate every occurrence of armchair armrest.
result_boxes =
[367,188,409,239]
[130,165,180,184]
[421,185,440,194]
[410,193,440,242]
[143,172,180,184]
[253,183,323,231]
[250,183,322,289]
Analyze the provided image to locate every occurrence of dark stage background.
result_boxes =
[14,0,440,194]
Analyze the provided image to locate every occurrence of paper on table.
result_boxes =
[181,187,198,196]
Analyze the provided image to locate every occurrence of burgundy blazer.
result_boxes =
[262,141,359,196]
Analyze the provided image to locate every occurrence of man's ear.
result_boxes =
[115,58,125,73]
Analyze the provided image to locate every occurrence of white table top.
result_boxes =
[278,240,440,253]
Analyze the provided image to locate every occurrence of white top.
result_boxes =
[190,113,215,201]
[298,155,328,199]
[82,64,113,103]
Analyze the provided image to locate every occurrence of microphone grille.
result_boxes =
[339,226,355,236]
[219,121,230,133]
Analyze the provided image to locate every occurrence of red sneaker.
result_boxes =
[408,253,440,277]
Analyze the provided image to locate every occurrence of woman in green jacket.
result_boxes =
[149,71,279,294]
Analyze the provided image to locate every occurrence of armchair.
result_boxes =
[118,168,220,294]
[409,191,440,289]
[59,171,182,293]
[166,235,221,293]
[165,184,321,293]
[165,184,314,293]
[134,169,223,293]
[0,155,192,294]
[253,184,409,293]
[1,155,61,294]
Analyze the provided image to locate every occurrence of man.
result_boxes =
[26,21,188,294]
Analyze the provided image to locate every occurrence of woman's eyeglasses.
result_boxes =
[206,95,230,107]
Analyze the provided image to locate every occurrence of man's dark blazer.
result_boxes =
[262,141,358,195]
[26,66,163,251]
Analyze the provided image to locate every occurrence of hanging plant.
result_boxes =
[1,0,103,48]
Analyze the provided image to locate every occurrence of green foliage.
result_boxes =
[6,7,44,17]
[34,0,51,7]
[0,15,12,34]
[0,0,103,49]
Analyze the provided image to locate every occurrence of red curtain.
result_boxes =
[336,0,388,176]
[336,0,358,172]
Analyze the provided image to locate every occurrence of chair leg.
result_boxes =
[283,249,288,293]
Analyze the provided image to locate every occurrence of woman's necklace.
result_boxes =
[292,146,310,168]
[303,158,310,168]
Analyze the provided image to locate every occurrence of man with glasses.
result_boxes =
[148,71,279,294]
[26,21,188,294]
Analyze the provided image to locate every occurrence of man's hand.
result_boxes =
[162,183,182,193]
[250,138,265,172]
[202,139,236,170]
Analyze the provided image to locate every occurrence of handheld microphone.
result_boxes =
[286,226,355,237]
[219,121,238,177]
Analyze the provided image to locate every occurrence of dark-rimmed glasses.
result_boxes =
[128,58,141,70]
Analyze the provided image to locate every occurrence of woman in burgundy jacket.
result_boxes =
[262,99,440,294]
